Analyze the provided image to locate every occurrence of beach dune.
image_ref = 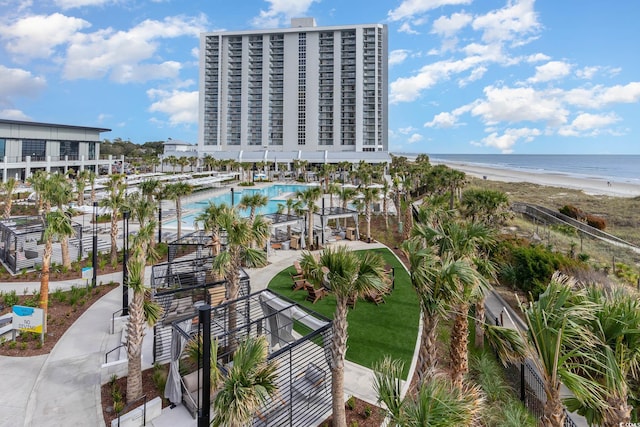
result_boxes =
[432,161,640,198]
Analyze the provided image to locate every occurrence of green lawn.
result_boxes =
[267,247,420,378]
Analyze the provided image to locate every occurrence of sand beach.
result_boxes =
[432,160,640,198]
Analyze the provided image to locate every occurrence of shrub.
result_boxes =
[559,204,584,220]
[346,396,356,411]
[363,406,372,418]
[551,224,577,237]
[585,214,606,230]
[51,288,66,303]
[2,290,19,307]
[152,363,168,393]
[578,253,590,262]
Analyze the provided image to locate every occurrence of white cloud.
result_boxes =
[471,85,569,126]
[390,55,484,103]
[147,89,198,125]
[0,109,31,120]
[398,22,419,35]
[431,12,472,37]
[558,112,620,136]
[424,112,458,128]
[251,0,319,28]
[389,49,410,66]
[575,66,600,80]
[54,0,113,8]
[408,133,423,143]
[398,126,417,134]
[63,15,207,82]
[472,0,540,45]
[0,65,46,106]
[0,13,91,60]
[527,60,571,83]
[480,127,541,153]
[459,66,487,86]
[563,82,640,109]
[388,0,472,22]
[526,53,550,63]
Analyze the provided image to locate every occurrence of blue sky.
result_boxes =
[0,0,639,154]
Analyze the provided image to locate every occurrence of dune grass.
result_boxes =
[267,247,419,379]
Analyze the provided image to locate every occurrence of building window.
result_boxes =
[21,139,46,161]
[60,141,80,160]
[0,139,5,158]
[89,141,96,160]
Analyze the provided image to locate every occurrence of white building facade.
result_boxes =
[198,18,389,164]
[0,119,112,182]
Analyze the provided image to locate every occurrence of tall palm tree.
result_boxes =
[40,210,75,333]
[374,356,484,426]
[212,336,279,427]
[27,170,49,214]
[1,177,17,219]
[337,187,356,229]
[75,170,90,207]
[401,239,480,383]
[101,174,126,266]
[296,186,322,249]
[238,192,268,224]
[87,170,97,203]
[195,202,228,258]
[358,185,379,242]
[300,246,386,427]
[44,173,75,268]
[211,207,268,349]
[125,196,162,402]
[276,198,304,239]
[163,181,193,240]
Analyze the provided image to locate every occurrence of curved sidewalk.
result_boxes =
[0,272,124,427]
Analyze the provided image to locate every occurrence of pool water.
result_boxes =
[168,184,312,229]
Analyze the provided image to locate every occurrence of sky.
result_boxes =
[1,0,639,155]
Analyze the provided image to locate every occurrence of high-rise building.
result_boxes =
[198,18,389,164]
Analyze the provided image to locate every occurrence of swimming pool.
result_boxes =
[166,184,312,229]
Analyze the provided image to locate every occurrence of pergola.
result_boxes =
[314,207,360,245]
[0,216,82,274]
[263,212,306,252]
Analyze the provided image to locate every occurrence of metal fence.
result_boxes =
[486,304,579,427]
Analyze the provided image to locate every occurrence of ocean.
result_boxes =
[421,154,640,184]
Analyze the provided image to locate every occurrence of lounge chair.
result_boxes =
[365,289,385,305]
[292,363,327,408]
[306,286,328,304]
[291,276,309,292]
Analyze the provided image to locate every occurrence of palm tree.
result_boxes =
[300,246,386,427]
[276,198,303,239]
[337,187,356,229]
[43,173,75,269]
[358,185,379,242]
[177,156,189,173]
[460,188,510,226]
[413,220,493,388]
[40,210,75,333]
[27,170,49,214]
[401,239,481,383]
[125,196,162,402]
[374,356,484,426]
[195,202,228,258]
[380,180,391,230]
[75,170,90,207]
[163,182,193,240]
[212,336,279,427]
[87,170,97,203]
[238,192,268,224]
[296,186,322,249]
[493,273,606,427]
[101,174,126,266]
[211,207,268,350]
[1,177,17,219]
[564,284,640,427]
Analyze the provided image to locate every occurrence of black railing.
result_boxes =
[111,308,126,334]
[488,303,580,427]
[105,344,126,364]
